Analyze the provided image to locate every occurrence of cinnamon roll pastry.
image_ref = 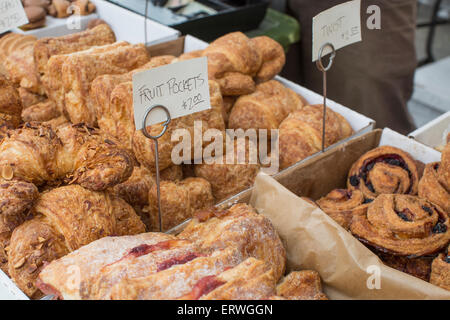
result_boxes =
[430,246,450,290]
[347,146,424,200]
[350,194,450,281]
[316,189,369,230]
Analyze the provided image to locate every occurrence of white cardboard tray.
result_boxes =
[13,0,180,45]
[409,111,450,151]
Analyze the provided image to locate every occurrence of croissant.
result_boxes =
[42,42,128,113]
[275,271,328,300]
[430,246,449,290]
[18,88,46,109]
[91,55,176,150]
[347,146,424,200]
[109,165,183,228]
[0,75,23,131]
[179,203,286,280]
[350,194,450,281]
[21,100,60,123]
[147,177,214,232]
[279,105,353,169]
[419,143,449,213]
[316,189,369,230]
[194,139,260,202]
[8,184,145,298]
[228,80,305,132]
[0,179,38,274]
[132,80,226,172]
[251,36,286,83]
[0,122,133,190]
[37,204,292,300]
[62,43,150,126]
[34,24,116,77]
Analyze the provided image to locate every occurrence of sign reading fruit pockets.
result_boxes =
[133,57,211,130]
[0,0,28,34]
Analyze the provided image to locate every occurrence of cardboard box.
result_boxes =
[13,0,180,45]
[409,111,449,151]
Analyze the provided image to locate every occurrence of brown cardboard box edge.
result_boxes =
[146,36,186,57]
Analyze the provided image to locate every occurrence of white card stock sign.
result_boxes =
[133,57,210,130]
[0,0,28,34]
[312,0,361,61]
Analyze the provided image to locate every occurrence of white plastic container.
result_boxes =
[13,0,180,45]
[409,111,450,151]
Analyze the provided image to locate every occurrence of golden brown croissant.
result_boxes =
[109,165,183,229]
[0,75,23,131]
[0,179,38,274]
[132,80,226,172]
[347,146,424,200]
[228,80,305,132]
[91,55,176,150]
[62,43,150,126]
[0,122,133,190]
[275,270,328,300]
[279,105,353,169]
[316,189,369,230]
[34,24,116,77]
[350,194,449,281]
[203,32,261,96]
[430,246,449,291]
[251,36,286,83]
[18,87,46,109]
[148,177,214,232]
[8,184,145,298]
[21,100,60,123]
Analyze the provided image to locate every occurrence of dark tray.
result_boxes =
[107,0,269,42]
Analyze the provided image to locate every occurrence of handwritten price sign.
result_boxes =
[312,0,362,61]
[133,57,211,129]
[0,0,28,34]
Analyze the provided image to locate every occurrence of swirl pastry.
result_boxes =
[148,177,214,232]
[316,189,369,230]
[0,179,38,274]
[8,185,145,298]
[347,146,423,200]
[419,162,450,214]
[430,246,450,290]
[350,194,450,280]
[279,105,353,169]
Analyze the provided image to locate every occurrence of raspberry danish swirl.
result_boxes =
[347,146,423,200]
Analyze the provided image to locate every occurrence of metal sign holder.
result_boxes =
[316,42,336,152]
[142,105,172,232]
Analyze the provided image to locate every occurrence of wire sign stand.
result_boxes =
[316,42,336,152]
[142,105,172,232]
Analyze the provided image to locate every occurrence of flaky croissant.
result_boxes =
[228,80,305,132]
[0,122,133,190]
[0,179,38,274]
[8,184,145,298]
[148,177,214,232]
[202,32,285,96]
[279,105,353,169]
